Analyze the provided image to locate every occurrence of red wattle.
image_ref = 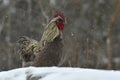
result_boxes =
[56,22,64,30]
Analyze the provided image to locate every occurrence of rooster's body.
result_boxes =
[17,12,65,67]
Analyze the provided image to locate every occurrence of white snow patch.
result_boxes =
[0,67,120,80]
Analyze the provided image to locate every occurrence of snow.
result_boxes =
[0,67,120,80]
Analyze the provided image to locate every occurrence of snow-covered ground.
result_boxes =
[0,67,120,80]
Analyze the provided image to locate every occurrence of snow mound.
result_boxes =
[0,67,120,80]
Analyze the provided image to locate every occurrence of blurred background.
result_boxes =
[0,0,120,71]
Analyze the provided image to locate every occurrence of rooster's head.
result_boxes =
[54,12,65,31]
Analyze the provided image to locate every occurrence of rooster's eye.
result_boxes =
[58,19,63,22]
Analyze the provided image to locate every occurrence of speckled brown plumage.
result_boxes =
[17,36,40,67]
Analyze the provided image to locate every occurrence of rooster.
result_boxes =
[17,12,65,67]
[33,12,65,67]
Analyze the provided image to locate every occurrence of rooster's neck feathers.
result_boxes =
[40,17,63,46]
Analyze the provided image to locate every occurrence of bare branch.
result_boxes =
[107,0,120,69]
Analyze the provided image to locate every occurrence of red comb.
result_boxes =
[54,11,65,22]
